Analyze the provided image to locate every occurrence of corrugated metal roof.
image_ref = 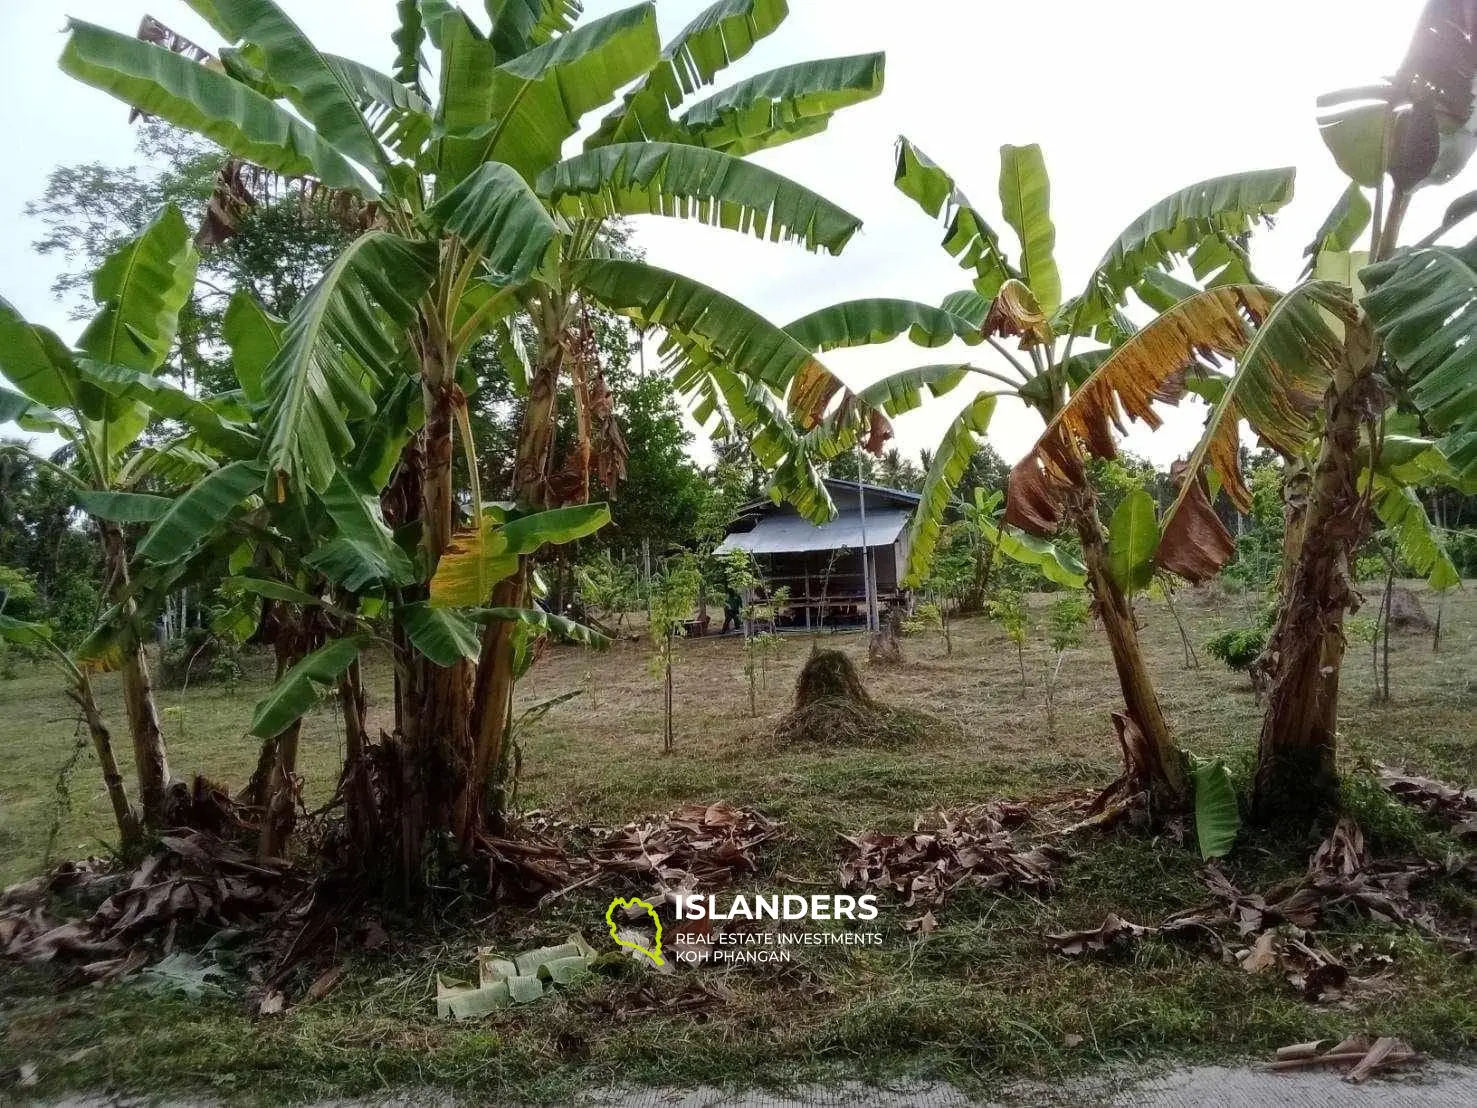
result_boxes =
[735,480,921,517]
[714,509,912,555]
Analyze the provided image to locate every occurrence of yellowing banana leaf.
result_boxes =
[430,504,611,607]
[1155,281,1355,584]
[1007,285,1280,540]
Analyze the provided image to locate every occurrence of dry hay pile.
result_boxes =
[1363,586,1434,633]
[1387,587,1433,632]
[773,649,942,748]
[840,802,1069,910]
[1048,819,1476,1003]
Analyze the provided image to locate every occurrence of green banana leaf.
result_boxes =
[250,633,372,738]
[136,460,267,563]
[587,0,787,147]
[1107,489,1160,595]
[402,602,482,666]
[74,490,173,524]
[998,143,1061,316]
[1074,167,1295,327]
[1191,756,1240,861]
[260,231,436,496]
[784,298,982,352]
[540,141,860,256]
[1363,243,1477,478]
[677,53,884,156]
[61,19,371,192]
[902,392,997,586]
[77,204,198,377]
[895,137,1014,298]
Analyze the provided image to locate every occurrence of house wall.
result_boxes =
[758,547,902,600]
[873,545,899,592]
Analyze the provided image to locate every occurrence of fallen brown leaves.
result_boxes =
[1047,819,1474,1003]
[0,830,301,981]
[587,802,781,891]
[1,799,787,991]
[840,803,1069,910]
[1378,764,1477,842]
[476,824,578,900]
[1043,913,1153,957]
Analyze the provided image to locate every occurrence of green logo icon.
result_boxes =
[606,897,664,966]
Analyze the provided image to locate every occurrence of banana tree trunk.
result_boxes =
[960,538,997,614]
[1074,504,1189,811]
[258,719,301,860]
[463,315,567,843]
[1251,323,1376,825]
[67,672,141,850]
[246,646,293,809]
[245,736,279,810]
[101,521,171,828]
[338,658,378,856]
[400,357,475,850]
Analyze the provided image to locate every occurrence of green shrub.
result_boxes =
[1204,627,1266,672]
[903,602,942,636]
[160,627,242,688]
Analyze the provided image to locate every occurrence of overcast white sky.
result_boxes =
[0,0,1457,468]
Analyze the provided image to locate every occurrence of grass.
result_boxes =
[1,583,1474,1103]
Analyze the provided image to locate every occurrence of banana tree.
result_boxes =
[0,613,140,849]
[79,303,611,868]
[59,0,882,860]
[0,204,219,829]
[1235,0,1477,822]
[984,0,1474,824]
[951,487,1086,611]
[784,138,1297,811]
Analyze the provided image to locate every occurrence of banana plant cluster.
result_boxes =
[28,0,886,862]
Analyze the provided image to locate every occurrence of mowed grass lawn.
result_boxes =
[1,583,1474,1102]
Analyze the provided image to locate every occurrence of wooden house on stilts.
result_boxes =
[713,479,920,631]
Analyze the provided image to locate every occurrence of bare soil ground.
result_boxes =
[0,584,1473,1103]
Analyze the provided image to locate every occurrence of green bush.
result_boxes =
[1204,627,1267,672]
[160,627,242,689]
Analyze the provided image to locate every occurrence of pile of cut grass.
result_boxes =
[771,648,946,748]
